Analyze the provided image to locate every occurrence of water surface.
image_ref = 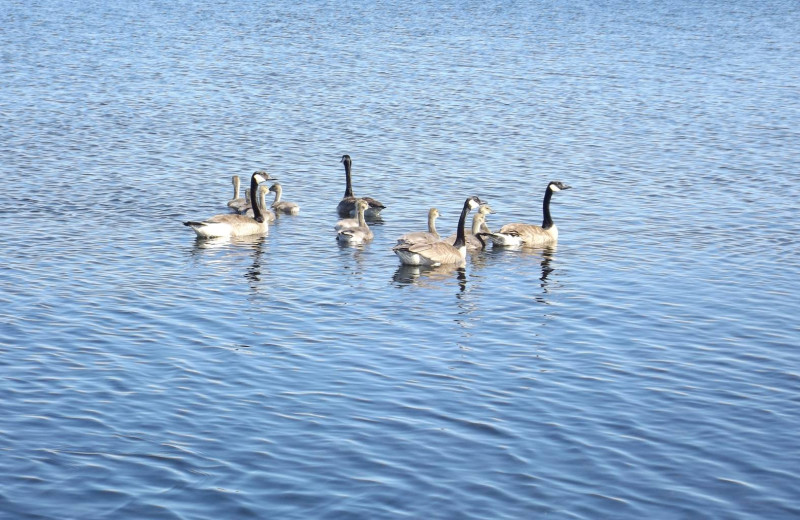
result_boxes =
[1,1,799,518]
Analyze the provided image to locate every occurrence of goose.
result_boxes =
[395,207,440,247]
[334,196,370,230]
[184,171,271,238]
[336,199,373,244]
[445,203,494,252]
[483,181,570,247]
[336,155,386,218]
[268,183,300,215]
[393,196,483,266]
[226,175,246,210]
[244,185,276,222]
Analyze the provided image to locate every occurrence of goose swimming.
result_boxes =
[393,196,482,266]
[336,155,385,218]
[395,207,440,247]
[184,171,271,238]
[483,181,570,247]
[268,182,300,215]
[336,199,373,244]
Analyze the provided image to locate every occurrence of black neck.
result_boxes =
[542,186,554,229]
[343,156,354,198]
[249,175,264,222]
[453,199,472,248]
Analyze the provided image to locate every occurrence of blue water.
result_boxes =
[2,0,799,518]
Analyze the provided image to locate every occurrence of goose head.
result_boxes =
[548,181,571,192]
[429,207,440,219]
[467,196,483,210]
[355,198,370,213]
[268,182,282,194]
[478,203,495,215]
[252,170,275,184]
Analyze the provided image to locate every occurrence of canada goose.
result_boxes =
[336,155,386,218]
[226,175,246,210]
[395,207,440,247]
[184,171,271,238]
[244,185,276,222]
[336,199,373,244]
[483,181,571,247]
[267,182,299,215]
[445,203,494,252]
[393,196,483,266]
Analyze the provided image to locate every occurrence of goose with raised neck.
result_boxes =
[393,196,482,266]
[395,207,440,247]
[484,181,570,247]
[336,199,373,244]
[336,155,386,218]
[268,183,300,215]
[184,171,271,238]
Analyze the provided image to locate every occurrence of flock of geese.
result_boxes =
[184,155,571,267]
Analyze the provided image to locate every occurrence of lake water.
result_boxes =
[2,0,799,518]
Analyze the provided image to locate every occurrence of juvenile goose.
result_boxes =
[336,199,373,244]
[184,171,271,238]
[268,183,300,215]
[336,155,386,218]
[395,207,440,247]
[445,203,494,252]
[334,196,370,231]
[393,196,483,266]
[484,181,571,247]
[244,185,276,222]
[226,175,246,210]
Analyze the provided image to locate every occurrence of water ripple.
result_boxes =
[2,1,800,519]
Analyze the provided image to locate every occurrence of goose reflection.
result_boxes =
[335,239,370,278]
[244,238,267,289]
[190,234,267,253]
[392,263,467,292]
[477,244,558,303]
[188,234,269,293]
[538,246,556,293]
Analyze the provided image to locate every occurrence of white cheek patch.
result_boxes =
[254,174,268,184]
[550,184,561,192]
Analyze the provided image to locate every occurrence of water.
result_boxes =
[2,0,799,518]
